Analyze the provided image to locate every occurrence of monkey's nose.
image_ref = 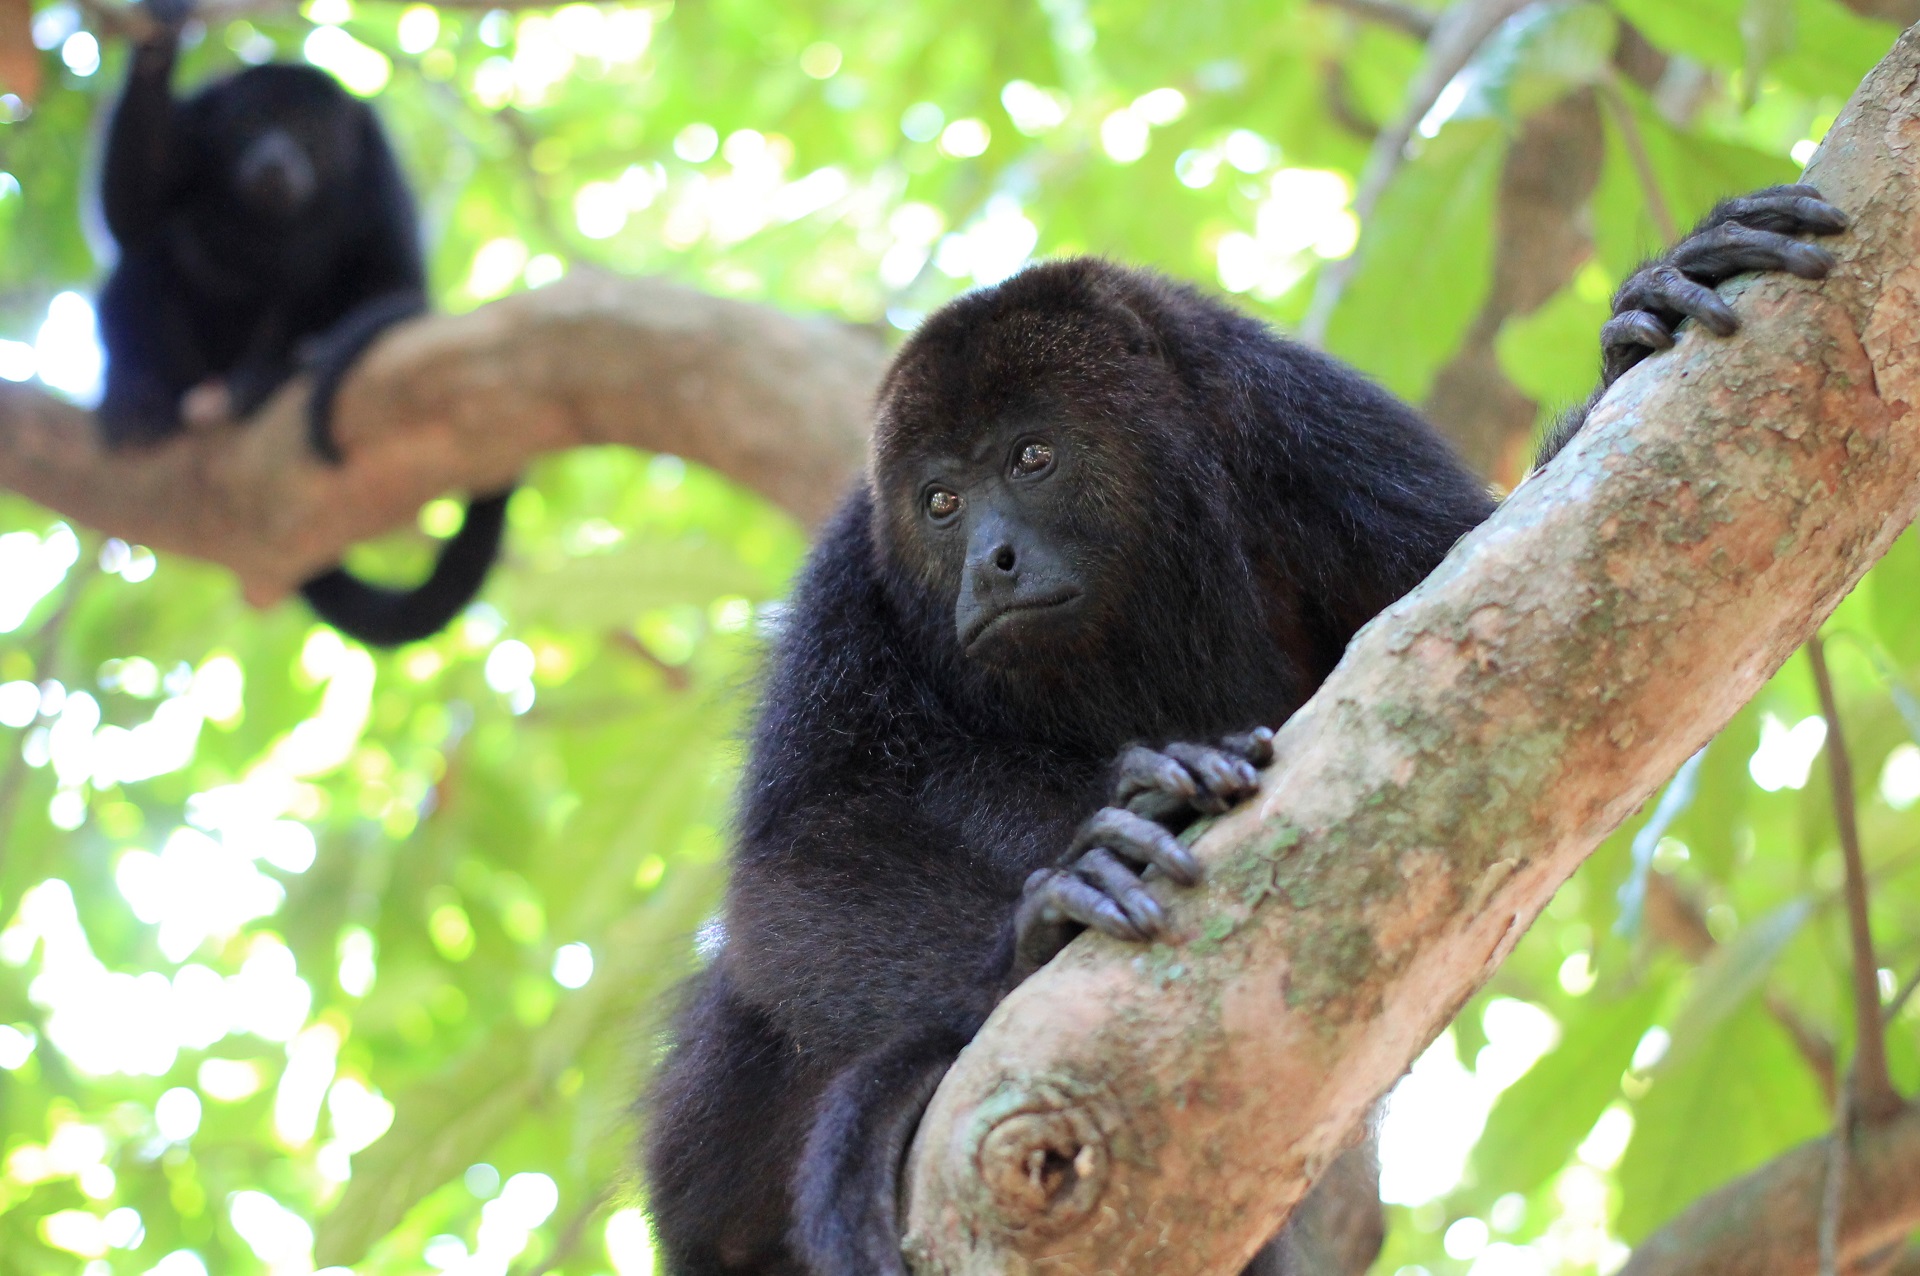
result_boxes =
[237,132,318,214]
[991,544,1017,573]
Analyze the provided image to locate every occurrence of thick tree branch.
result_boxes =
[902,26,1920,1276]
[0,273,884,603]
[1619,1104,1920,1276]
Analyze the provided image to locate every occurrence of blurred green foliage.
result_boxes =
[0,0,1912,1273]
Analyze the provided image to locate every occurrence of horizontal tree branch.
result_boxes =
[0,273,883,603]
[1619,1105,1920,1276]
[901,24,1920,1276]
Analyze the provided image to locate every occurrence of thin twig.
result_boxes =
[1820,1082,1850,1276]
[1300,0,1537,342]
[1891,965,1920,1022]
[1808,634,1904,1123]
[1599,75,1678,244]
[1315,0,1439,41]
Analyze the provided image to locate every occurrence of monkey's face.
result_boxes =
[898,422,1102,663]
[188,66,362,222]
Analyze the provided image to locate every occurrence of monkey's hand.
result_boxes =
[1012,727,1275,979]
[1601,184,1846,387]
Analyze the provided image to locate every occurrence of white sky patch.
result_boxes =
[303,25,391,96]
[0,523,79,632]
[274,1024,340,1146]
[1418,71,1475,138]
[1749,712,1827,791]
[1217,168,1357,300]
[1880,741,1920,809]
[933,195,1038,287]
[116,828,286,962]
[229,1191,315,1276]
[1378,999,1560,1205]
[605,1208,656,1276]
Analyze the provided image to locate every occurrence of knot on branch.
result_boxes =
[963,1078,1119,1237]
[979,1110,1107,1225]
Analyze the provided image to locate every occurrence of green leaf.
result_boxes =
[1661,897,1812,1068]
[314,864,722,1266]
[1615,1003,1829,1241]
[1324,119,1505,401]
[1868,530,1920,670]
[501,537,776,629]
[1670,704,1761,882]
[1463,979,1667,1208]
[1494,272,1612,412]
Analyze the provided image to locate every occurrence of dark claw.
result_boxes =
[1617,266,1738,337]
[1071,806,1199,885]
[1220,725,1276,766]
[1162,742,1260,813]
[1699,184,1847,237]
[1600,312,1672,383]
[1112,728,1274,816]
[1073,847,1166,935]
[1667,223,1837,287]
[1013,867,1144,976]
[1112,744,1197,809]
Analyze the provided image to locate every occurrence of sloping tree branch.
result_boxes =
[0,273,884,603]
[900,25,1920,1276]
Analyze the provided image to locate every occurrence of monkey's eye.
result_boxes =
[926,488,963,521]
[1012,441,1055,478]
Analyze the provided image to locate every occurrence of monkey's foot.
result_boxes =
[1602,184,1846,386]
[1011,727,1274,977]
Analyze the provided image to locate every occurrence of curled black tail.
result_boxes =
[299,488,512,647]
[793,1025,972,1276]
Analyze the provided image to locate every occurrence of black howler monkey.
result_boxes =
[95,1,509,647]
[644,188,1846,1275]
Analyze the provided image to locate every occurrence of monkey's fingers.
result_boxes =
[1112,745,1198,809]
[1616,266,1739,338]
[1220,725,1277,767]
[1667,222,1837,287]
[1070,806,1200,885]
[1071,847,1166,936]
[1600,311,1675,385]
[1161,742,1261,814]
[1012,869,1143,975]
[1699,185,1847,237]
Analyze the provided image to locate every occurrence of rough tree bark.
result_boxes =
[0,272,883,603]
[898,26,1920,1276]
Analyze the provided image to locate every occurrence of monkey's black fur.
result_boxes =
[95,15,509,647]
[646,189,1847,1276]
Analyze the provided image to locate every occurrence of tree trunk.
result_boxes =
[899,25,1920,1276]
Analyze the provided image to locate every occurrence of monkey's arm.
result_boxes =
[1534,185,1847,468]
[99,7,188,245]
[646,972,828,1276]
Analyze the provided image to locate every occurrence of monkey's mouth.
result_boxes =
[962,590,1083,653]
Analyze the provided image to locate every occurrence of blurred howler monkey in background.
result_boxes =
[644,187,1847,1275]
[95,0,510,647]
